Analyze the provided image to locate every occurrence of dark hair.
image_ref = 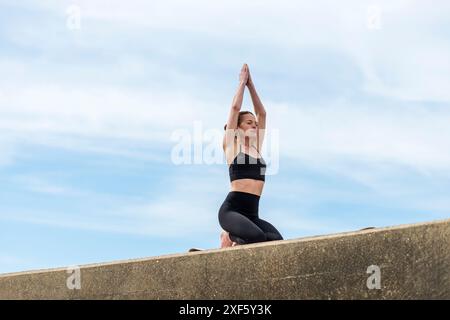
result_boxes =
[223,111,255,131]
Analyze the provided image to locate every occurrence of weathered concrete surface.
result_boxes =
[0,219,449,299]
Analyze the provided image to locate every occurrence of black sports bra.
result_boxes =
[229,143,267,182]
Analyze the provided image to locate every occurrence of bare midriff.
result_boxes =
[230,179,264,196]
[227,139,265,196]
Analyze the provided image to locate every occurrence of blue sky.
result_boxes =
[1,0,449,274]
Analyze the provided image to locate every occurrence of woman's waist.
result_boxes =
[230,179,264,196]
[224,188,261,209]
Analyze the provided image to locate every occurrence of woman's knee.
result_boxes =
[246,228,267,243]
[266,232,283,241]
[230,228,266,244]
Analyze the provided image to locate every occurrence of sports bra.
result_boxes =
[229,143,267,182]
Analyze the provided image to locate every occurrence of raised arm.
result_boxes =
[223,64,249,151]
[246,66,266,151]
[247,71,266,117]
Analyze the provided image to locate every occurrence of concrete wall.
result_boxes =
[1,218,449,299]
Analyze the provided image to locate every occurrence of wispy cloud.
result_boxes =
[11,174,82,196]
[0,172,224,237]
[0,138,16,167]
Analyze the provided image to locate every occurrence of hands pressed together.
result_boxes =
[239,63,254,87]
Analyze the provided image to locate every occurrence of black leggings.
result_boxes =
[218,191,283,245]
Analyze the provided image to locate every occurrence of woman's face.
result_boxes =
[239,114,258,138]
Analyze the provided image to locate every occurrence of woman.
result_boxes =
[218,63,283,247]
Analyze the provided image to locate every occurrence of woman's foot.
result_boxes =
[220,230,238,248]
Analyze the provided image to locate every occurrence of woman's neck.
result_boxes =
[241,139,255,151]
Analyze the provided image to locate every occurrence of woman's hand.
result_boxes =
[246,65,254,87]
[239,63,249,85]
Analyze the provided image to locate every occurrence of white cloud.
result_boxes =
[0,79,228,162]
[268,100,450,176]
[0,172,225,237]
[2,77,449,176]
[23,0,449,104]
[0,137,16,167]
[2,0,449,167]
[11,175,82,196]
